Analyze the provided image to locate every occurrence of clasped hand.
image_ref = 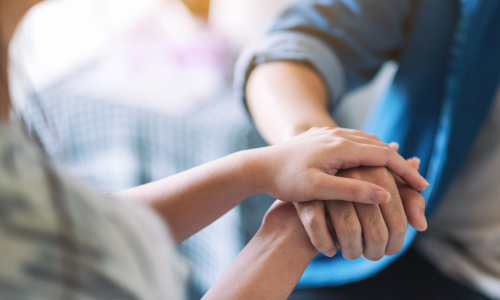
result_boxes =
[258,127,428,259]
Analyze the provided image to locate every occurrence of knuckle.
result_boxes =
[389,220,408,237]
[341,222,362,238]
[302,212,322,231]
[297,201,321,219]
[370,227,389,246]
[382,144,394,154]
[336,137,351,148]
[331,127,342,135]
[366,206,383,227]
[341,243,363,260]
[372,166,390,177]
[382,146,394,156]
[335,204,354,222]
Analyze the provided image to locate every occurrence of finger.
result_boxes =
[333,131,395,150]
[309,129,427,191]
[331,128,382,142]
[312,172,391,204]
[337,143,429,191]
[325,213,341,249]
[398,183,427,231]
[326,200,363,260]
[389,142,400,152]
[392,167,427,231]
[378,180,407,255]
[407,157,421,171]
[294,201,337,257]
[268,199,286,210]
[354,203,389,261]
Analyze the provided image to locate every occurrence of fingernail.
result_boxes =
[411,156,421,164]
[372,190,391,203]
[389,142,400,150]
[420,211,428,229]
[420,184,430,192]
[385,250,400,256]
[323,249,336,257]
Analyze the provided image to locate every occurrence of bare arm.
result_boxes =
[114,128,428,245]
[114,150,266,244]
[203,201,318,300]
[246,61,427,259]
[246,61,337,143]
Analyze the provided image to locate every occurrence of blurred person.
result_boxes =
[12,1,295,297]
[235,0,500,299]
[181,0,209,16]
[0,0,428,299]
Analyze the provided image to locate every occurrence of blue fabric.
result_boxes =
[237,0,500,288]
[233,32,347,110]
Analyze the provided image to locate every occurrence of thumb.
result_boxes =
[311,173,392,204]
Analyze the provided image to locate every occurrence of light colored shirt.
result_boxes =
[417,83,500,299]
[0,122,188,300]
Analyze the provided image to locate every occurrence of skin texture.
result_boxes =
[202,201,319,300]
[246,61,428,258]
[204,158,421,300]
[115,127,427,244]
[0,2,428,298]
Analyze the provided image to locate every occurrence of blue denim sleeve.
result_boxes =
[234,0,415,111]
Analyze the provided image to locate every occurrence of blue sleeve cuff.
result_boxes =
[234,31,347,114]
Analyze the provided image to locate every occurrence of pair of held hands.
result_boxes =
[259,127,428,260]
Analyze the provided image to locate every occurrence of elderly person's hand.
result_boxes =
[292,139,426,259]
[203,200,317,300]
[254,127,427,258]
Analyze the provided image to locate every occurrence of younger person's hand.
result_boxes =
[204,200,319,300]
[256,127,428,204]
[259,200,319,259]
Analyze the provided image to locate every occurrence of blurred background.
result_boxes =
[9,0,397,298]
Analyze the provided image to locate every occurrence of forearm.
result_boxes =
[203,218,317,300]
[246,61,338,144]
[114,149,269,244]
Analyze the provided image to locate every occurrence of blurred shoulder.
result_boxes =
[0,122,188,300]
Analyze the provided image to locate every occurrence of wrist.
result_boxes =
[283,119,338,141]
[257,217,318,260]
[258,201,319,259]
[283,123,314,141]
[234,148,274,196]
